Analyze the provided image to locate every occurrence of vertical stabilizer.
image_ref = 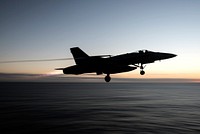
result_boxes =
[70,47,89,65]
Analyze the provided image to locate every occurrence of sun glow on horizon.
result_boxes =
[43,70,63,76]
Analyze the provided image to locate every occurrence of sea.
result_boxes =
[1,82,200,134]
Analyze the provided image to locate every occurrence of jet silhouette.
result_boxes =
[56,47,177,82]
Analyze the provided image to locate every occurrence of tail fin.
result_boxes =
[70,47,89,65]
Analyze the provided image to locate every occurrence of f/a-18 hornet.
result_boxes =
[56,47,177,82]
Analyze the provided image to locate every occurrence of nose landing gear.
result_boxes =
[105,74,111,82]
[140,64,145,75]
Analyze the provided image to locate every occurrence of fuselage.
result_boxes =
[63,50,176,75]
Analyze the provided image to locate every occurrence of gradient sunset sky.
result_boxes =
[0,0,200,80]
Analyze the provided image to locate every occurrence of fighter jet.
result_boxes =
[56,47,177,82]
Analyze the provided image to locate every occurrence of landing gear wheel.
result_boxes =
[105,75,111,82]
[140,70,145,75]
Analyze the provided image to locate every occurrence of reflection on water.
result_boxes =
[0,82,200,133]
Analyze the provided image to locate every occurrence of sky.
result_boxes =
[0,0,200,81]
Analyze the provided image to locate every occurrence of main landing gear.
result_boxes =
[105,74,111,82]
[140,70,145,75]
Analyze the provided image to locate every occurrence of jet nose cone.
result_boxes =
[159,53,177,60]
[170,54,177,58]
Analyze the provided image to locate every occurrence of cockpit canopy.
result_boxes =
[138,50,150,54]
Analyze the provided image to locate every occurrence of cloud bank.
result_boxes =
[0,73,199,83]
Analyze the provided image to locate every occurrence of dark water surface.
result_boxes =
[1,82,200,134]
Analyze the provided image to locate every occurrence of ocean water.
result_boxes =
[1,82,200,134]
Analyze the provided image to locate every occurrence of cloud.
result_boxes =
[0,72,198,83]
[0,72,103,82]
[0,73,44,82]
